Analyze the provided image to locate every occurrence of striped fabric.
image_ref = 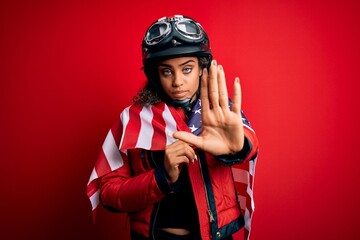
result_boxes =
[87,100,257,239]
[87,102,181,214]
[232,154,258,240]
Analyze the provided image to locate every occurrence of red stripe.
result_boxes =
[235,182,247,216]
[235,182,247,195]
[232,160,255,221]
[246,194,253,217]
[151,103,167,149]
[111,115,123,147]
[94,150,112,177]
[87,179,99,197]
[249,173,254,190]
[92,208,97,223]
[168,106,189,132]
[244,229,250,240]
[122,105,142,149]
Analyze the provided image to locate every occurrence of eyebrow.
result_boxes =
[158,59,195,68]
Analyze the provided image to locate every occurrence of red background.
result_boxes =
[1,0,360,239]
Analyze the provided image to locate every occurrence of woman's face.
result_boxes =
[158,56,202,102]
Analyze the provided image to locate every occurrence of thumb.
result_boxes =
[172,131,203,149]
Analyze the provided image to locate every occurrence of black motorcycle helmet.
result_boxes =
[142,15,212,108]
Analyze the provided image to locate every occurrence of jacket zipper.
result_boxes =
[198,151,215,223]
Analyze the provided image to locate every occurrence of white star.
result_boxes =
[195,109,201,114]
[189,124,198,132]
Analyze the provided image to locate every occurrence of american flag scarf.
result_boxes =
[87,98,257,240]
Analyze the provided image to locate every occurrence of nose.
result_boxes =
[172,71,184,87]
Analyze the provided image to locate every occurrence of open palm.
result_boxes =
[173,60,244,156]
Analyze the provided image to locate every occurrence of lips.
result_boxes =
[171,90,188,99]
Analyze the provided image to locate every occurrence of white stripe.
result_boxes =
[238,195,246,211]
[87,168,98,185]
[244,124,255,133]
[249,157,258,210]
[119,106,131,149]
[163,104,177,145]
[249,156,257,176]
[246,187,254,209]
[232,168,249,184]
[244,208,251,231]
[89,190,100,210]
[238,190,254,212]
[136,106,154,149]
[103,130,124,171]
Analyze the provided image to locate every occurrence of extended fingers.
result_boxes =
[208,60,219,108]
[201,60,240,115]
[217,65,229,109]
[201,60,229,110]
[231,77,242,114]
[200,68,210,111]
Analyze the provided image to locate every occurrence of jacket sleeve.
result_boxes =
[99,149,169,213]
[97,117,168,213]
[216,111,259,165]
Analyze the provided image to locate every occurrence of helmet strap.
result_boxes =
[171,90,199,115]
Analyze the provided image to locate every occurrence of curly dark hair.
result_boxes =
[133,57,210,106]
[132,82,162,106]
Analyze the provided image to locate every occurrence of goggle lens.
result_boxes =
[146,22,170,45]
[145,17,203,45]
[175,20,202,39]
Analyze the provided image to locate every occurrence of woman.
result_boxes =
[87,15,259,240]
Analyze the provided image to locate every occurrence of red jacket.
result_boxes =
[98,101,259,240]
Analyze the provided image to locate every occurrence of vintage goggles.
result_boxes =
[144,15,205,46]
